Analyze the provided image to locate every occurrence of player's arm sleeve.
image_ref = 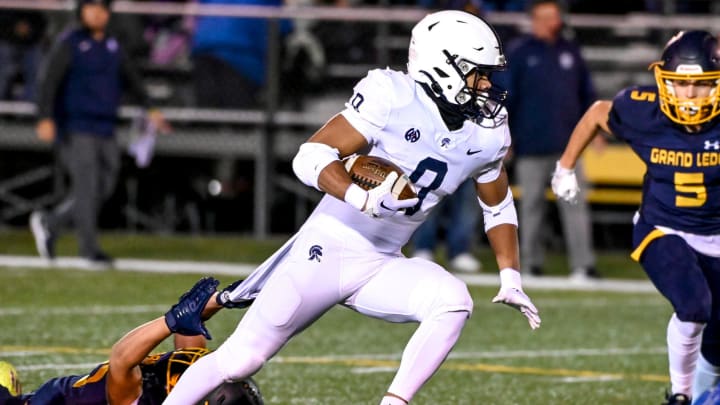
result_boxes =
[339,69,393,144]
[474,122,511,184]
[36,39,71,119]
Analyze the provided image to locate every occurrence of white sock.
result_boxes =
[162,351,226,404]
[384,310,468,403]
[693,354,720,400]
[667,313,704,396]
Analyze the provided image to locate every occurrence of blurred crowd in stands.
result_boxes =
[0,0,717,242]
[0,0,717,106]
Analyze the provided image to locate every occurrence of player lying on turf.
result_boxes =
[0,277,262,405]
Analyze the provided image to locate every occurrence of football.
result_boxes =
[0,361,21,396]
[343,154,417,200]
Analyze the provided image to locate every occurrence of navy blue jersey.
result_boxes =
[608,85,720,235]
[18,348,208,405]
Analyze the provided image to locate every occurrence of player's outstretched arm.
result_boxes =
[477,171,541,330]
[552,100,613,203]
[106,277,219,405]
[558,100,614,170]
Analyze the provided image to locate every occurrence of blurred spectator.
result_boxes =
[191,0,292,108]
[496,0,600,280]
[190,0,292,198]
[30,0,169,268]
[412,179,483,273]
[0,11,48,101]
[567,0,645,13]
[142,0,193,66]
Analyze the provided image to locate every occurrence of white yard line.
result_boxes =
[0,255,656,292]
[9,346,665,370]
[0,305,167,316]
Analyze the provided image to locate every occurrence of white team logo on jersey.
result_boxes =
[705,140,720,150]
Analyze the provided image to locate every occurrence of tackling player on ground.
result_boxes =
[551,30,720,405]
[0,277,262,405]
[163,10,540,405]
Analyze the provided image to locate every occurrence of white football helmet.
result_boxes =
[408,10,507,120]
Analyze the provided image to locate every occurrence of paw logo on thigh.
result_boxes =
[308,245,323,262]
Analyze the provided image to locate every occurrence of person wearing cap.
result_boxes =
[30,0,169,268]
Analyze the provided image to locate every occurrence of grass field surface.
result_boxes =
[0,230,672,404]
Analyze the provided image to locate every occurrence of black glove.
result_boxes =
[215,279,255,309]
[165,277,219,339]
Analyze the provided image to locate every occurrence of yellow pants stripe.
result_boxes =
[630,229,665,262]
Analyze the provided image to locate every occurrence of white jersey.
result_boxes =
[305,68,511,253]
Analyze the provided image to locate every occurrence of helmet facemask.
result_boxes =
[450,55,508,121]
[651,30,720,128]
[163,347,209,394]
[653,65,720,126]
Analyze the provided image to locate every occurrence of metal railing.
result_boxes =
[1,1,719,236]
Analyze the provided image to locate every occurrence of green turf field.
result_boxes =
[0,231,671,404]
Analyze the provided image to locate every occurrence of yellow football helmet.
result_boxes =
[141,347,209,394]
[0,361,21,396]
[165,347,209,393]
[651,30,720,127]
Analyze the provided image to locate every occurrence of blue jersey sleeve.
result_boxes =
[607,85,666,142]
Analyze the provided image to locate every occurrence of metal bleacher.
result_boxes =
[0,1,719,238]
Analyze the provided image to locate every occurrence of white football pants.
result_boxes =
[163,222,473,404]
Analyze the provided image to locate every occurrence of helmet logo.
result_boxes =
[675,64,703,74]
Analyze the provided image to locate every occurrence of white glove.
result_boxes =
[363,172,419,218]
[492,268,541,330]
[551,161,580,204]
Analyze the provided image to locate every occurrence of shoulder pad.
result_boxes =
[609,85,663,135]
[344,69,416,132]
[367,68,416,108]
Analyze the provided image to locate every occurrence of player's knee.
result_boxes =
[671,313,706,337]
[420,276,473,321]
[676,297,713,324]
[215,343,267,380]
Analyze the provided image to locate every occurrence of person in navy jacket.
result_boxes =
[496,0,600,280]
[30,0,168,268]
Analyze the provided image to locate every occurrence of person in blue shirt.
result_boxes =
[30,0,168,268]
[496,0,599,280]
[191,0,291,108]
[552,30,720,405]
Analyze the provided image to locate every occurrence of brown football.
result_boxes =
[343,154,417,200]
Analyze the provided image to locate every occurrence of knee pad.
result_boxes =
[215,342,267,381]
[676,298,713,324]
[420,276,473,321]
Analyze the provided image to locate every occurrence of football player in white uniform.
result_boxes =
[163,10,540,405]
